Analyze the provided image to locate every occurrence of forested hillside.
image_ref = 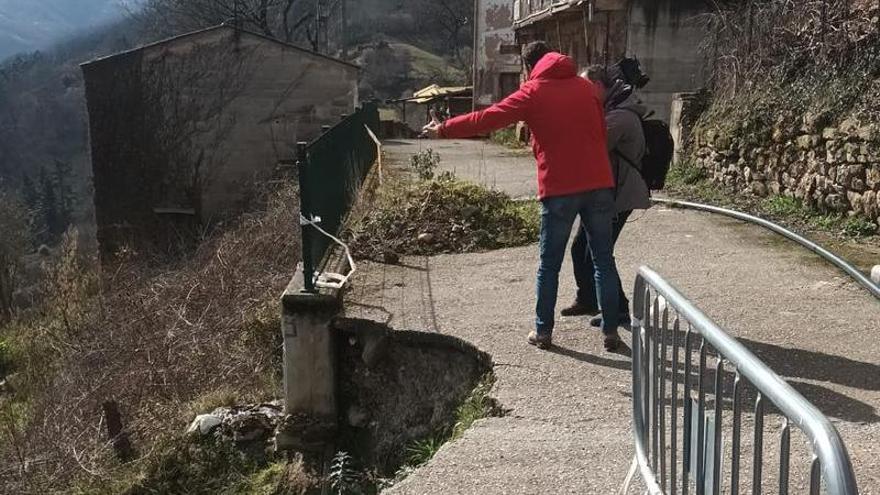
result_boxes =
[0,0,128,60]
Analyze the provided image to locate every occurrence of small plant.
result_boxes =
[843,216,878,237]
[405,436,445,467]
[410,149,441,181]
[809,214,841,231]
[666,161,707,187]
[329,451,360,495]
[762,195,805,218]
[452,375,496,440]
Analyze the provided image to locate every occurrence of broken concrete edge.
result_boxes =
[333,317,495,372]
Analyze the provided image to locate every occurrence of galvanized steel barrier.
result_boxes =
[631,266,858,495]
[297,102,379,292]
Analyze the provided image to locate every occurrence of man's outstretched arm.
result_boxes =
[424,89,531,138]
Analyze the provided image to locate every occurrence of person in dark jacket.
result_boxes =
[422,42,623,351]
[561,64,652,327]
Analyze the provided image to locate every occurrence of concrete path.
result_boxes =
[383,139,536,199]
[349,139,880,493]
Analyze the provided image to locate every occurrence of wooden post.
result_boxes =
[102,401,134,462]
[747,1,754,56]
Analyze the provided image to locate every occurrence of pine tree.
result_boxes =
[53,159,73,231]
[39,167,60,241]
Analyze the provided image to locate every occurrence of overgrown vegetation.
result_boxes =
[665,162,879,240]
[73,434,316,495]
[0,184,298,493]
[349,150,540,260]
[694,1,880,150]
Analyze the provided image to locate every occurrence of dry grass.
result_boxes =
[0,184,300,493]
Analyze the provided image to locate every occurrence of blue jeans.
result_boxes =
[571,210,632,315]
[536,189,619,336]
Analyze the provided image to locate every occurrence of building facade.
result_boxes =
[475,0,710,121]
[473,0,523,108]
[82,25,359,255]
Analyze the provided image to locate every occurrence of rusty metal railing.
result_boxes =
[631,266,858,495]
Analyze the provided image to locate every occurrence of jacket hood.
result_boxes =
[530,52,577,81]
[605,80,647,115]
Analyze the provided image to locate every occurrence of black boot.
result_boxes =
[560,301,600,317]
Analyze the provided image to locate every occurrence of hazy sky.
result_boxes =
[0,0,133,60]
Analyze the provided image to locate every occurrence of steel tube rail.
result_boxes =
[632,266,859,495]
[652,197,880,300]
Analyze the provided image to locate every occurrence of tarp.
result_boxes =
[411,84,473,104]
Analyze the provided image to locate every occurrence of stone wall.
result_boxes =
[692,117,880,223]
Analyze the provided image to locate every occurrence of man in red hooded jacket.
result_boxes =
[423,41,622,351]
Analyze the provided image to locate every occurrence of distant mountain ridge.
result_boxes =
[0,0,127,60]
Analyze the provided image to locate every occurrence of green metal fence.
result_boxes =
[297,102,379,292]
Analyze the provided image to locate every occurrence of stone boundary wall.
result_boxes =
[692,117,880,223]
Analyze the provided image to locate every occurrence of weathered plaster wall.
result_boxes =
[139,28,358,221]
[83,27,358,254]
[474,0,521,107]
[515,8,628,71]
[692,117,880,223]
[626,0,708,122]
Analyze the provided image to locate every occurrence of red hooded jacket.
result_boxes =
[440,52,614,199]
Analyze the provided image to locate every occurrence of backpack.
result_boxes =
[617,108,674,191]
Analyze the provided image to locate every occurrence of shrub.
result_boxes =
[0,184,299,493]
[349,176,540,260]
[489,126,524,149]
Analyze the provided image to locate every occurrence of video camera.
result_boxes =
[615,58,650,89]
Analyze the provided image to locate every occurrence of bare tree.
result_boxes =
[137,0,321,48]
[705,0,879,96]
[416,0,472,65]
[0,188,30,322]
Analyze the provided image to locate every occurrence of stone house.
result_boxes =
[475,0,710,121]
[81,24,359,255]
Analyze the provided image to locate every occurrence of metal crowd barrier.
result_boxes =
[631,266,858,495]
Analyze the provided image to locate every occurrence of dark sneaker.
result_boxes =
[527,331,552,350]
[604,332,623,352]
[590,313,631,329]
[561,301,600,317]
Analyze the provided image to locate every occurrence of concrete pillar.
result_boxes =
[280,266,342,421]
[670,91,705,166]
[670,94,686,166]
